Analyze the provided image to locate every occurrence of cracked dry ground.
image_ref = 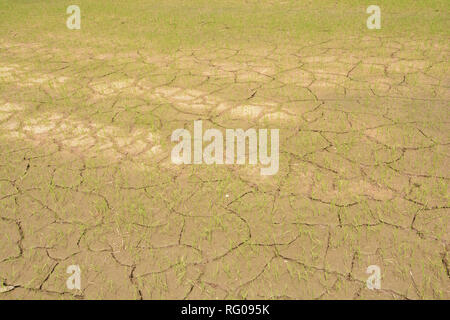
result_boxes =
[0,36,449,300]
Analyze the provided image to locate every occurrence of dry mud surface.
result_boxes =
[0,36,449,299]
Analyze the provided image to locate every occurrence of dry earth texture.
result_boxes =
[0,0,449,299]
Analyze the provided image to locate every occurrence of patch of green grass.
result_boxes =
[1,0,448,53]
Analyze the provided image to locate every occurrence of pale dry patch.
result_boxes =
[388,60,429,73]
[116,135,135,146]
[149,145,163,155]
[154,86,182,97]
[91,84,114,95]
[16,73,70,88]
[158,158,186,174]
[95,53,115,60]
[56,76,68,83]
[0,113,11,122]
[309,80,339,88]
[229,105,265,119]
[214,102,232,114]
[4,131,26,139]
[123,140,148,155]
[302,56,337,63]
[87,83,294,125]
[0,67,13,77]
[203,95,223,106]
[1,112,164,162]
[278,68,314,86]
[171,93,197,101]
[28,76,51,84]
[139,86,223,115]
[176,102,212,114]
[23,123,55,134]
[0,64,21,71]
[0,67,14,72]
[236,70,271,82]
[72,125,92,136]
[0,64,21,81]
[92,79,135,95]
[201,68,234,78]
[213,61,247,72]
[0,103,24,112]
[1,120,19,131]
[122,86,146,96]
[251,66,277,75]
[66,135,96,148]
[111,79,135,89]
[0,72,15,81]
[171,89,205,101]
[23,116,60,135]
[260,111,296,123]
[0,286,15,293]
[96,126,116,139]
